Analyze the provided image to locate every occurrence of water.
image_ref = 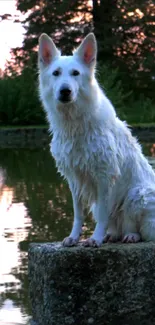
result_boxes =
[0,143,155,324]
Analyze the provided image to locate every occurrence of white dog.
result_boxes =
[38,32,155,247]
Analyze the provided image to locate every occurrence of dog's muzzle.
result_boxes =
[59,84,72,103]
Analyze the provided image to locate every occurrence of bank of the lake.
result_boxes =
[0,124,155,147]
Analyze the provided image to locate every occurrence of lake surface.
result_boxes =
[0,143,155,324]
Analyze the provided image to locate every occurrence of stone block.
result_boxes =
[28,242,155,325]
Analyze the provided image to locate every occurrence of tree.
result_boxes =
[92,0,155,96]
[4,0,155,99]
[6,0,92,72]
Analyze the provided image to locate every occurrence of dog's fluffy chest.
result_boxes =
[51,129,101,176]
[50,125,120,192]
[51,128,104,205]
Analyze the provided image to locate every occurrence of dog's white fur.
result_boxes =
[38,32,155,247]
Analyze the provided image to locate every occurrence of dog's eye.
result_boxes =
[53,70,60,76]
[72,70,80,76]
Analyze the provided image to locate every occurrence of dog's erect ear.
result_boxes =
[38,33,60,66]
[74,33,97,66]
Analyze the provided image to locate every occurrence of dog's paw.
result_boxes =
[103,233,120,243]
[122,233,141,243]
[81,237,102,247]
[62,236,79,247]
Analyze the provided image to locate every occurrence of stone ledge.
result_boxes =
[0,127,50,148]
[28,242,155,325]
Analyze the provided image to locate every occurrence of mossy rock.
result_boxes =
[28,242,155,325]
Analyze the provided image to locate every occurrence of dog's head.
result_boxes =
[38,33,97,105]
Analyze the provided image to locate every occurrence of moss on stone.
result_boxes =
[28,242,155,325]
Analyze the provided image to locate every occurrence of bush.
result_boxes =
[0,63,155,126]
[97,64,155,124]
[124,95,155,124]
[97,64,132,119]
[0,67,46,126]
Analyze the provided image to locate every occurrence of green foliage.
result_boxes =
[97,64,132,118]
[1,62,155,126]
[0,68,46,126]
[97,64,155,124]
[124,95,155,124]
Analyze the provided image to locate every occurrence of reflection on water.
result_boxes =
[0,143,155,324]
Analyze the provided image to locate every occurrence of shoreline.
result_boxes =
[0,125,154,147]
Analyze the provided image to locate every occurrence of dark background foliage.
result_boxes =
[0,0,155,126]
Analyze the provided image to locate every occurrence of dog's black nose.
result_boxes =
[60,87,71,96]
[59,85,72,103]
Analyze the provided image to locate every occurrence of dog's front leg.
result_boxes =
[63,190,84,247]
[83,193,109,248]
